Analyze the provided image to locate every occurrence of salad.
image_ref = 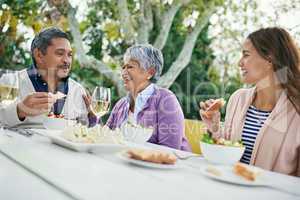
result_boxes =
[201,133,243,147]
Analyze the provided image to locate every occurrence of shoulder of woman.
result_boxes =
[229,87,254,102]
[112,97,128,109]
[154,88,183,112]
[155,87,176,98]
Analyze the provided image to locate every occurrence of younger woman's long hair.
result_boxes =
[248,27,300,115]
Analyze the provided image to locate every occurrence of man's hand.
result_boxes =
[17,92,56,120]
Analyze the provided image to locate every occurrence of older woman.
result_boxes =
[104,44,190,151]
[200,27,300,176]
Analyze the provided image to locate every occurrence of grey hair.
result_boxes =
[123,44,164,82]
[31,27,69,64]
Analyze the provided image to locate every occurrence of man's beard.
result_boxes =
[41,64,70,80]
[56,64,71,78]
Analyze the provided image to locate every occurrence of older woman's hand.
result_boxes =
[199,99,221,134]
[82,93,97,117]
[83,93,92,111]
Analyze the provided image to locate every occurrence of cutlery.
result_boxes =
[172,151,203,160]
[3,127,34,137]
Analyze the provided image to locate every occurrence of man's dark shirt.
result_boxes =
[27,65,69,115]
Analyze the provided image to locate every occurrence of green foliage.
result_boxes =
[201,132,214,144]
[0,0,44,69]
[84,28,104,60]
[1,0,41,19]
[86,0,118,21]
[163,11,217,119]
[76,0,228,121]
[0,0,242,123]
[0,33,31,69]
[70,61,119,123]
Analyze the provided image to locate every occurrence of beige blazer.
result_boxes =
[220,87,300,176]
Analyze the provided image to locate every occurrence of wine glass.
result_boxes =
[0,69,19,130]
[91,86,111,117]
[0,69,19,106]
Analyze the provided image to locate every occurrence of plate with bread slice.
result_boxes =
[200,163,268,186]
[117,148,183,169]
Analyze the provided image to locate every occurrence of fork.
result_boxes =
[172,151,202,160]
[3,127,34,137]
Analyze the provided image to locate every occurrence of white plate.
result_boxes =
[200,165,268,186]
[117,151,182,169]
[13,123,44,129]
[35,129,125,153]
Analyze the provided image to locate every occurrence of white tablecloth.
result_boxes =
[0,129,299,200]
[0,148,72,200]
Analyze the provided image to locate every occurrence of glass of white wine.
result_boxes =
[0,69,19,106]
[91,86,111,117]
[0,69,19,130]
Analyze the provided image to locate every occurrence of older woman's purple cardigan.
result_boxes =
[106,86,191,151]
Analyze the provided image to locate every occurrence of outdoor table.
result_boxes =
[0,137,73,200]
[0,128,299,200]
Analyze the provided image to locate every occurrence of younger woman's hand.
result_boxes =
[199,99,221,133]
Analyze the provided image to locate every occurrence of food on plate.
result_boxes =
[62,125,124,144]
[47,113,64,118]
[43,114,76,130]
[202,98,226,119]
[51,91,67,100]
[206,166,222,176]
[127,149,177,164]
[233,162,260,181]
[120,122,153,143]
[201,133,243,147]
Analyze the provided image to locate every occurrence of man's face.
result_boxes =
[35,37,73,79]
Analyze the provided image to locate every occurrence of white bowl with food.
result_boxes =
[43,114,77,130]
[120,122,153,144]
[200,134,245,165]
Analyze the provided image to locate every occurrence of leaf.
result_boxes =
[32,21,43,33]
[103,21,121,41]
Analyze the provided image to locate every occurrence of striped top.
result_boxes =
[240,105,271,164]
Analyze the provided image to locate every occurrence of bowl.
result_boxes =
[200,141,245,165]
[120,123,153,144]
[43,117,77,130]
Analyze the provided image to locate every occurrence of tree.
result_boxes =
[46,0,225,94]
[208,0,300,93]
[1,0,299,120]
[0,0,43,69]
[162,18,216,119]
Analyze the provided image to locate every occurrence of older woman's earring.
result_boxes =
[147,76,152,80]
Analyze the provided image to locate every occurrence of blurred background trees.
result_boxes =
[0,0,299,119]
